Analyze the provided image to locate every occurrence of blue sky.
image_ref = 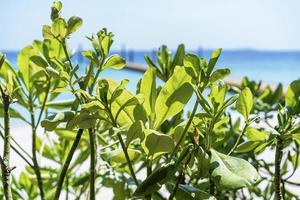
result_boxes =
[1,0,300,51]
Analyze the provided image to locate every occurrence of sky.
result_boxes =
[1,0,300,51]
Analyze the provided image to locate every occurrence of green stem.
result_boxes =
[145,162,152,200]
[1,99,12,200]
[35,79,51,130]
[169,101,199,160]
[107,107,139,187]
[227,124,248,155]
[209,175,215,195]
[168,169,183,200]
[275,137,284,200]
[117,132,139,186]
[54,129,84,200]
[0,130,33,168]
[29,100,45,200]
[88,128,96,200]
[61,39,79,80]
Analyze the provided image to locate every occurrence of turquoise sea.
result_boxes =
[3,49,300,87]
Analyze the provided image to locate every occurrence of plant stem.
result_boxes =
[209,175,215,195]
[89,128,96,200]
[227,124,248,155]
[169,101,199,160]
[1,99,12,200]
[146,162,152,200]
[107,107,139,187]
[168,169,183,200]
[117,132,139,186]
[35,79,51,130]
[29,101,45,200]
[54,128,84,200]
[0,130,33,168]
[61,39,80,80]
[275,137,283,200]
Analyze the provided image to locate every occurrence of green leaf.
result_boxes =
[171,44,185,69]
[236,87,253,122]
[0,54,5,69]
[67,16,83,35]
[285,80,300,114]
[45,99,75,110]
[52,1,62,11]
[154,66,193,129]
[41,111,75,131]
[44,38,66,60]
[30,56,48,68]
[183,54,200,78]
[107,79,145,126]
[107,148,140,164]
[133,162,174,197]
[292,134,300,145]
[209,68,230,84]
[210,149,260,190]
[142,129,175,160]
[46,66,60,79]
[271,83,283,105]
[209,82,227,111]
[207,48,222,75]
[81,50,99,65]
[51,18,67,40]
[126,120,144,146]
[55,129,88,141]
[235,141,261,153]
[254,141,270,154]
[98,28,113,57]
[67,111,100,129]
[139,67,156,117]
[42,25,54,39]
[0,105,28,123]
[103,55,126,70]
[51,1,62,21]
[174,184,216,200]
[244,127,267,141]
[81,101,104,112]
[197,147,210,178]
[18,45,43,90]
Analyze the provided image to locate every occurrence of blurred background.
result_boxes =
[1,0,300,85]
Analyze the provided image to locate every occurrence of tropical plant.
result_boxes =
[0,2,300,200]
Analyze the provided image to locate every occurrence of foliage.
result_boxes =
[0,2,300,200]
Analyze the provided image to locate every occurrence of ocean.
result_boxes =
[3,49,300,86]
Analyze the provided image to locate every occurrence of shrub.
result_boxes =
[0,2,299,200]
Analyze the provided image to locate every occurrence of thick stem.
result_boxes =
[89,128,96,200]
[54,129,84,200]
[30,104,45,200]
[275,137,283,200]
[1,101,12,200]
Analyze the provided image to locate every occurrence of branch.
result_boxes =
[54,129,84,200]
[88,128,96,200]
[29,97,45,200]
[275,137,284,200]
[1,98,13,200]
